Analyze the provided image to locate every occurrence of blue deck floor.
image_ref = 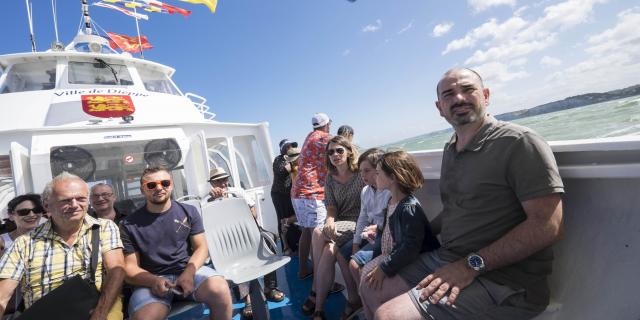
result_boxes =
[169,255,349,319]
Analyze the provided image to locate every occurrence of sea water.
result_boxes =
[389,95,640,151]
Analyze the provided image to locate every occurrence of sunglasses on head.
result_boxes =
[143,179,172,190]
[328,147,346,156]
[15,207,44,216]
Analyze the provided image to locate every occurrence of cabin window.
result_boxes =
[48,139,188,216]
[138,68,180,95]
[207,138,235,188]
[232,135,270,189]
[68,61,134,86]
[1,61,56,94]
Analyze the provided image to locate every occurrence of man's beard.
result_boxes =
[149,195,170,205]
[449,103,481,126]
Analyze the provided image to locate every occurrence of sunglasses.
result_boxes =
[328,147,346,156]
[143,179,172,190]
[15,207,44,216]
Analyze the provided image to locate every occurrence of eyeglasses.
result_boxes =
[327,147,346,156]
[143,179,172,190]
[15,208,44,216]
[91,192,113,199]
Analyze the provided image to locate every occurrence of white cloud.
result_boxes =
[468,0,516,13]
[585,7,640,56]
[398,21,414,35]
[362,19,382,33]
[514,5,529,16]
[472,61,529,83]
[432,22,453,37]
[342,49,351,56]
[446,0,605,66]
[540,55,562,66]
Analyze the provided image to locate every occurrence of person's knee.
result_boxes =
[374,303,393,320]
[131,303,168,320]
[198,276,231,305]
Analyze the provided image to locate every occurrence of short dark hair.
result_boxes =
[436,67,484,97]
[337,125,354,138]
[8,194,44,214]
[140,166,170,185]
[378,150,424,194]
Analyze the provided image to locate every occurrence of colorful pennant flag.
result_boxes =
[143,0,191,16]
[102,0,191,16]
[178,0,217,13]
[106,31,153,52]
[95,2,149,20]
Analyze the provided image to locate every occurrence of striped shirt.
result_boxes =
[0,215,122,308]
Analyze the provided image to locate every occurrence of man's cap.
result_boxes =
[208,167,230,182]
[312,113,331,129]
[279,139,298,155]
[284,147,301,163]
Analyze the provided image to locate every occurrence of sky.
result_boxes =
[1,0,639,150]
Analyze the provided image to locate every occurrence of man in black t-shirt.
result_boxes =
[119,166,232,320]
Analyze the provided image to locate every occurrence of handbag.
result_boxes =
[17,226,101,320]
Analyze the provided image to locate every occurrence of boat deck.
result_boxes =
[168,256,349,320]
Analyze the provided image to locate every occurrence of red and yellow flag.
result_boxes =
[178,0,217,13]
[107,32,153,53]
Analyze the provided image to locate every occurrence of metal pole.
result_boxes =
[81,0,92,34]
[51,0,60,42]
[25,0,36,52]
[132,1,145,59]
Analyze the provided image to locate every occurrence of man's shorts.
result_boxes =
[292,198,327,228]
[128,266,223,315]
[338,239,377,267]
[402,251,545,320]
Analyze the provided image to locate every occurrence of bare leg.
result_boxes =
[299,227,314,277]
[194,276,232,320]
[313,241,338,316]
[337,254,360,304]
[349,259,362,289]
[375,293,422,320]
[131,303,169,320]
[360,273,411,320]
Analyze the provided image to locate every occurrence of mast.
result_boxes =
[24,0,36,52]
[131,1,145,59]
[81,0,92,34]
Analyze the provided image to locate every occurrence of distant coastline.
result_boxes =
[385,84,640,148]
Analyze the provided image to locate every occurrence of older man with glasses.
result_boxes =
[119,166,232,320]
[90,183,126,223]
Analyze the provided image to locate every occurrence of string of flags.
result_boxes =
[93,0,215,18]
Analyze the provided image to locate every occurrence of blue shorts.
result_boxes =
[339,239,377,267]
[128,266,223,315]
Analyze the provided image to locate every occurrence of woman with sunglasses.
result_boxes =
[306,135,365,320]
[0,194,45,257]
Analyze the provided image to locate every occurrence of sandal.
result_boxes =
[264,287,285,302]
[340,300,363,320]
[301,291,316,316]
[313,310,327,320]
[241,299,253,319]
[329,282,345,294]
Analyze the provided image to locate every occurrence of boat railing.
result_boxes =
[185,92,216,120]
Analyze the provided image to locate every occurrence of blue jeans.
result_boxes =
[128,266,223,315]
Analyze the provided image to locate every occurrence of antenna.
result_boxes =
[51,0,64,49]
[81,0,92,34]
[131,1,145,59]
[24,0,36,52]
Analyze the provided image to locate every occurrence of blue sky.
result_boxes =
[1,0,639,150]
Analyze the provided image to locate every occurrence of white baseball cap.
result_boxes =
[312,113,331,128]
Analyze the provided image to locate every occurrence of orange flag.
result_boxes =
[107,32,153,53]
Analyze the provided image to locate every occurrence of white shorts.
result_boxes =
[292,198,327,228]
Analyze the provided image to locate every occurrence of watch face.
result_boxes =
[469,255,484,269]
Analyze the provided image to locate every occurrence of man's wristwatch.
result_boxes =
[466,252,487,273]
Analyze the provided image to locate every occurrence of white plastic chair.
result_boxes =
[201,197,290,320]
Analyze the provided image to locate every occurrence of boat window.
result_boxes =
[138,68,180,95]
[232,135,270,189]
[48,139,188,216]
[1,61,56,94]
[207,138,235,188]
[68,61,134,86]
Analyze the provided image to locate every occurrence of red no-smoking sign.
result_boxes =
[124,155,134,164]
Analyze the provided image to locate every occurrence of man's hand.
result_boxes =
[322,218,336,241]
[209,187,226,200]
[365,265,386,290]
[151,276,174,297]
[416,259,477,306]
[176,272,195,297]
